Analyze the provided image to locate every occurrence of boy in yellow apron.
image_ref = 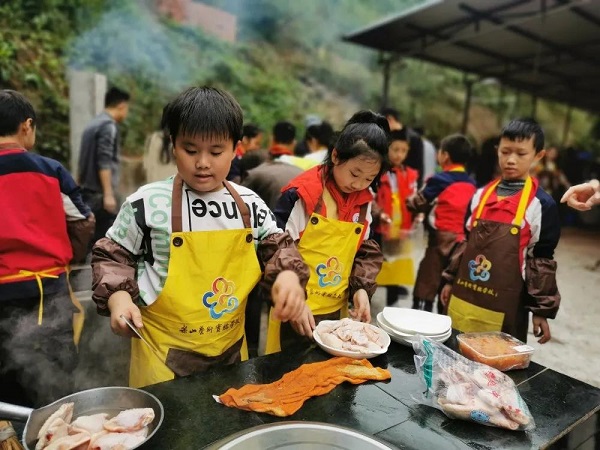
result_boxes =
[91,87,309,388]
[266,110,388,353]
[440,118,561,343]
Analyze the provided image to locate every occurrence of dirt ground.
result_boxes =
[370,226,600,389]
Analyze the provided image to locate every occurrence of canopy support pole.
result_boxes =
[561,105,573,147]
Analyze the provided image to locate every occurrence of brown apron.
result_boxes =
[447,178,534,341]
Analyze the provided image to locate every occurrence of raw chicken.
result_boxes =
[103,408,155,433]
[36,403,75,450]
[437,363,531,430]
[35,407,154,450]
[42,432,91,450]
[35,418,69,450]
[69,413,109,435]
[317,319,385,354]
[88,431,146,450]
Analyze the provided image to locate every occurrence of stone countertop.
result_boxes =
[142,335,600,450]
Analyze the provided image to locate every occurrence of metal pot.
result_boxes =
[0,386,163,450]
[204,422,399,450]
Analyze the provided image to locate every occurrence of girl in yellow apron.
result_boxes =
[91,87,309,387]
[266,110,390,353]
[440,119,561,343]
[374,129,419,307]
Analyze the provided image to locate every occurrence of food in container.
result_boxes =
[457,331,534,371]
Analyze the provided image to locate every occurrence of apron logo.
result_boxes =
[468,254,492,282]
[202,277,239,319]
[315,256,343,287]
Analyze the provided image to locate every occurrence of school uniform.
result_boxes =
[408,165,476,309]
[92,175,308,387]
[266,166,383,353]
[375,165,419,290]
[442,177,561,341]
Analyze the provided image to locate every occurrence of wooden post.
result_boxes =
[461,77,474,134]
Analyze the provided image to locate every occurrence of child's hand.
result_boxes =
[349,289,371,323]
[440,284,452,307]
[532,315,551,344]
[560,179,600,211]
[413,213,425,225]
[271,270,306,322]
[380,212,392,224]
[107,290,143,338]
[290,303,316,337]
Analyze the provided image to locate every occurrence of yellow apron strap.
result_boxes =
[265,310,282,354]
[12,269,59,325]
[474,179,500,222]
[513,177,533,227]
[65,267,85,350]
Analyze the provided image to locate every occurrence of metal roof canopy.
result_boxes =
[344,0,600,115]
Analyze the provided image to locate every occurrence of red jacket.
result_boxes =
[279,166,374,244]
[375,166,419,233]
[0,145,91,300]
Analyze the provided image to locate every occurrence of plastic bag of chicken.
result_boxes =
[412,336,535,431]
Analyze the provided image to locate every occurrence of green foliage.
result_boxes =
[1,0,596,168]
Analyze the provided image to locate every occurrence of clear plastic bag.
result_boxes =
[412,336,535,431]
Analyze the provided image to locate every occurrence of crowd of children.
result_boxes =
[1,84,575,399]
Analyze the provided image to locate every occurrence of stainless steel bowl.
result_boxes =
[204,422,398,450]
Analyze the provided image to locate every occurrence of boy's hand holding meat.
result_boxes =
[349,289,371,323]
[290,303,316,337]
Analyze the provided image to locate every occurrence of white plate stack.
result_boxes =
[376,307,452,347]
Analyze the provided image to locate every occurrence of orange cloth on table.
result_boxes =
[218,357,391,417]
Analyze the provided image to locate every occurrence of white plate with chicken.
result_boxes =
[313,318,391,359]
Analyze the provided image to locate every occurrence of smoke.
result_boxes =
[66,5,199,89]
[0,277,129,408]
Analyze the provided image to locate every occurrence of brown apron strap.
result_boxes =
[314,197,325,215]
[223,180,252,229]
[358,204,368,224]
[171,175,184,233]
[172,177,251,231]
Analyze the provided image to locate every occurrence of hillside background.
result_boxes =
[1,0,598,167]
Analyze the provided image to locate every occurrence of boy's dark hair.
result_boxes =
[379,107,400,121]
[104,87,130,108]
[389,128,408,143]
[242,124,262,139]
[440,134,472,165]
[273,121,296,144]
[164,86,243,145]
[323,110,390,185]
[306,121,334,150]
[500,118,545,152]
[0,90,36,137]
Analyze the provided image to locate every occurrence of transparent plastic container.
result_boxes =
[457,331,535,371]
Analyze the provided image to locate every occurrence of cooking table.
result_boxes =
[142,335,600,449]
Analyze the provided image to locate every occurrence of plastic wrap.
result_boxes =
[412,336,535,431]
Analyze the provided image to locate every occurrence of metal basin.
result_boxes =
[0,387,163,450]
[204,422,398,450]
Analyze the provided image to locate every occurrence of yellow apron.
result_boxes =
[447,177,533,339]
[129,176,262,388]
[0,266,85,348]
[377,188,415,286]
[265,200,367,354]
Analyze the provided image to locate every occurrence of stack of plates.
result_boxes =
[376,307,452,347]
